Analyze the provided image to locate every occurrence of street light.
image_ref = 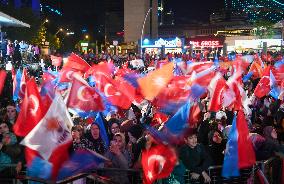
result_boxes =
[41,19,49,26]
[55,28,63,35]
[140,7,152,56]
[85,35,89,39]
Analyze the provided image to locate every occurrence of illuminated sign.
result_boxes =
[142,37,183,48]
[235,39,282,49]
[81,42,88,47]
[189,40,222,47]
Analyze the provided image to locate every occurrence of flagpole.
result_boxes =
[140,7,152,57]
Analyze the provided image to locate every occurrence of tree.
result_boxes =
[253,20,275,39]
[31,24,47,45]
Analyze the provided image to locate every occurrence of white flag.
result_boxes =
[21,94,74,160]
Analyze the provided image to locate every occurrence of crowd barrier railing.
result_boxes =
[1,156,283,184]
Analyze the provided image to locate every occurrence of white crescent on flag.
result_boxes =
[148,154,166,174]
[29,95,39,116]
[77,86,89,102]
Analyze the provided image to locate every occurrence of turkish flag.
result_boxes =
[208,73,227,112]
[254,76,270,98]
[141,144,177,184]
[85,61,114,78]
[102,76,136,109]
[63,53,91,73]
[67,76,104,112]
[19,68,29,99]
[14,78,49,137]
[59,68,81,83]
[0,70,7,96]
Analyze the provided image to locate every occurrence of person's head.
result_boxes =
[113,133,126,150]
[108,118,120,136]
[71,125,84,140]
[208,130,223,144]
[216,111,227,125]
[0,123,9,134]
[6,104,17,121]
[263,126,277,139]
[127,124,143,143]
[91,123,100,140]
[184,129,198,148]
[2,133,12,145]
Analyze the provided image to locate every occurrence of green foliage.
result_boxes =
[253,20,275,39]
[46,34,61,50]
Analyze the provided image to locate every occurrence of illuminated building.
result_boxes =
[0,0,40,14]
[225,0,284,22]
[124,0,158,43]
[40,0,63,16]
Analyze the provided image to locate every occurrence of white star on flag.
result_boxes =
[154,77,166,87]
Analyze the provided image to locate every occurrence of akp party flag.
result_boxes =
[21,94,73,160]
[57,149,108,180]
[138,62,174,101]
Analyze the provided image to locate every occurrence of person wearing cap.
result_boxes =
[179,129,212,183]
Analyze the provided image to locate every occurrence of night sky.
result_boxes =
[167,0,224,23]
[61,0,225,25]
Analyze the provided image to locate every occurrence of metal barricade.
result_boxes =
[11,157,284,184]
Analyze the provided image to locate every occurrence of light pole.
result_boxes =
[55,28,63,35]
[140,7,152,57]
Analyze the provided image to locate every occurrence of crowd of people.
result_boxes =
[0,39,40,67]
[0,47,283,184]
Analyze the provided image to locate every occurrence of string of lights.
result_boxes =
[225,0,284,22]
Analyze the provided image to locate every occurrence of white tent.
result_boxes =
[0,11,30,28]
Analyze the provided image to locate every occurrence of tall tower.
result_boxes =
[105,0,124,43]
[158,0,164,25]
[226,0,284,22]
[124,0,158,43]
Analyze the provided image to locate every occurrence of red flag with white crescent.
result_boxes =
[14,78,49,137]
[19,68,29,99]
[141,144,177,184]
[67,76,104,112]
[0,70,7,96]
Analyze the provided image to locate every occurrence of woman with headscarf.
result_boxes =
[263,126,284,153]
[85,123,107,154]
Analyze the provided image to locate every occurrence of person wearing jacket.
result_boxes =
[179,129,212,184]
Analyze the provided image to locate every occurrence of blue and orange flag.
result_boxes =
[138,62,174,101]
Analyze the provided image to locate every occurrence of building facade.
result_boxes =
[124,0,158,43]
[225,0,284,23]
[105,0,124,44]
